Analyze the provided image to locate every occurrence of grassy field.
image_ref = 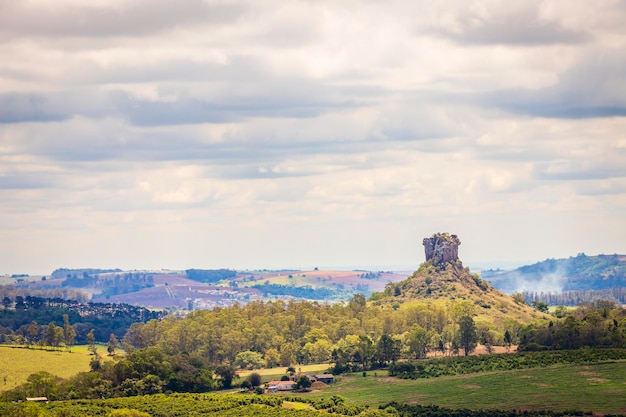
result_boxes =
[239,363,330,380]
[0,345,101,391]
[296,362,626,414]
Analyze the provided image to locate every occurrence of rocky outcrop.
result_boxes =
[423,233,461,266]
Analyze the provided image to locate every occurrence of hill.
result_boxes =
[371,233,549,329]
[482,253,626,302]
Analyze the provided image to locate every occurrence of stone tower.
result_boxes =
[423,233,461,266]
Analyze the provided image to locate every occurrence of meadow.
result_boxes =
[0,345,100,391]
[300,361,626,414]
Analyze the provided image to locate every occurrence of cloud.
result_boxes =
[1,1,626,273]
[0,0,246,39]
[0,93,71,123]
[482,52,626,118]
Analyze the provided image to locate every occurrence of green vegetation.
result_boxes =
[0,294,164,344]
[252,282,342,299]
[388,348,626,379]
[4,259,626,416]
[0,345,93,391]
[484,253,626,303]
[3,361,626,416]
[185,269,238,283]
[321,361,626,414]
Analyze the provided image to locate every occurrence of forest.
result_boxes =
[2,289,626,403]
[0,293,164,344]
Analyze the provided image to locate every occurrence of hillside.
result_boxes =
[482,253,626,293]
[372,261,547,329]
[371,233,549,329]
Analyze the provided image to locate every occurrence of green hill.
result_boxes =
[483,253,626,294]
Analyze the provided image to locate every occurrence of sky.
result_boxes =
[1,0,626,275]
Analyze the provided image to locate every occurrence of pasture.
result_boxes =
[301,361,626,414]
[0,345,96,391]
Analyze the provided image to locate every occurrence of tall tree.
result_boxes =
[86,329,97,355]
[458,315,477,356]
[63,314,76,351]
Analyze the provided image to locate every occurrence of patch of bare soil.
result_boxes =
[460,384,481,389]
[579,371,599,376]
[519,375,535,379]
[587,378,609,383]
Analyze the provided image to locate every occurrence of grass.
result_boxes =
[296,361,626,414]
[238,363,331,381]
[0,345,106,391]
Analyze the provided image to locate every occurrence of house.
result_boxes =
[276,380,297,391]
[266,380,281,391]
[315,374,334,384]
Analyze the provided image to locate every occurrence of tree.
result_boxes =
[86,329,97,355]
[405,324,430,359]
[458,315,477,356]
[376,334,400,364]
[504,330,513,352]
[354,335,375,371]
[233,350,265,370]
[63,314,76,351]
[46,322,64,349]
[108,333,119,356]
[2,296,11,309]
[246,372,262,388]
[215,365,238,389]
[27,321,39,346]
[264,348,280,368]
[295,375,311,390]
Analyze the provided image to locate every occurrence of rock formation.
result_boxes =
[423,233,461,266]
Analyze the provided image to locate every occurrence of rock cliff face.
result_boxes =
[423,233,461,266]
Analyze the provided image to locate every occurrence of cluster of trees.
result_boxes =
[185,269,237,283]
[62,272,155,299]
[0,285,89,303]
[388,347,626,380]
[523,287,626,306]
[518,300,626,350]
[0,295,164,344]
[51,268,123,279]
[118,295,509,375]
[251,283,341,300]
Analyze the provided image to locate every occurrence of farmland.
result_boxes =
[3,361,626,416]
[301,361,626,414]
[0,345,94,391]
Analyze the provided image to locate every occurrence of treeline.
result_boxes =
[0,295,164,343]
[518,300,626,351]
[0,285,89,303]
[119,295,499,371]
[185,269,237,283]
[51,268,122,279]
[62,272,155,298]
[252,283,340,300]
[524,287,626,306]
[388,348,626,379]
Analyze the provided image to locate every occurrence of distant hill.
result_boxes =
[482,253,626,293]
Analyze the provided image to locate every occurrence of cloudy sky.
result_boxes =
[1,0,626,275]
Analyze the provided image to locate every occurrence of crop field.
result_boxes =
[300,361,626,414]
[0,345,98,391]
